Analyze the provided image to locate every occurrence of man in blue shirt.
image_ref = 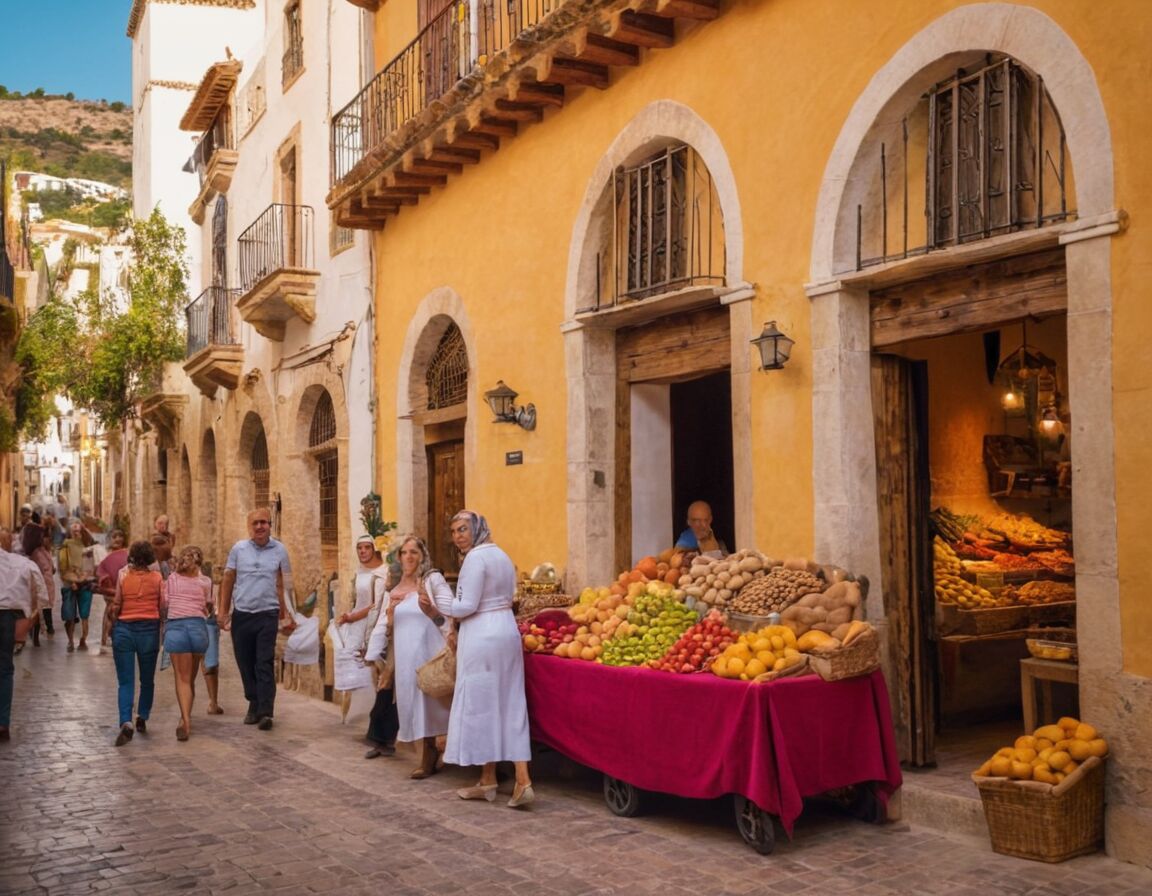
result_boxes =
[674,500,728,558]
[217,508,293,731]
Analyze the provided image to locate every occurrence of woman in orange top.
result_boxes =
[105,540,167,747]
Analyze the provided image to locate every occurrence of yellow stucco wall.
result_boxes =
[367,1,1152,671]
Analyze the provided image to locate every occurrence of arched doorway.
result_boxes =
[239,412,271,518]
[308,389,339,569]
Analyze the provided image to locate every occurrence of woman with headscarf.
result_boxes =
[433,510,534,807]
[376,534,453,778]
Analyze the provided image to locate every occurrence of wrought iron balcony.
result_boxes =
[235,203,319,341]
[183,286,244,396]
[328,0,721,228]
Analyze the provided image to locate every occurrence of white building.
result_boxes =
[128,0,377,672]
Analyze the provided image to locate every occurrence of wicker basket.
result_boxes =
[513,592,573,621]
[937,602,1030,635]
[973,756,1105,862]
[807,627,880,681]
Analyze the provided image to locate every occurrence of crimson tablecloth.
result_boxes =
[524,654,903,835]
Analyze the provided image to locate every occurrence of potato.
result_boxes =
[797,592,823,608]
[738,556,763,573]
[826,606,853,626]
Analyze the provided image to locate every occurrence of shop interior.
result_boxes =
[890,313,1076,784]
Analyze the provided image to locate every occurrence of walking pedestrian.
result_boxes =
[95,530,129,649]
[20,505,56,648]
[217,507,293,731]
[59,521,97,651]
[0,526,49,740]
[202,564,223,716]
[164,546,212,741]
[106,540,166,746]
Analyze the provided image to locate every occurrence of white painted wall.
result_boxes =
[630,383,673,564]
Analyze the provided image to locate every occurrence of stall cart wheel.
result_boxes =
[733,795,776,854]
[602,776,644,817]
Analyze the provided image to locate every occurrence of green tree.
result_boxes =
[14,208,189,434]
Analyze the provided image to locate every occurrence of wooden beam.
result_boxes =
[538,56,610,89]
[426,146,482,165]
[492,99,545,123]
[401,156,464,177]
[448,130,501,151]
[652,0,719,20]
[471,116,519,138]
[507,81,565,108]
[607,11,675,49]
[387,171,448,189]
[565,33,641,68]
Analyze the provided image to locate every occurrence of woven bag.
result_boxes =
[416,644,456,698]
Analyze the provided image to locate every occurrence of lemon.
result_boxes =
[1013,747,1037,763]
[1014,735,1036,751]
[744,658,767,677]
[1087,738,1109,758]
[1047,750,1072,771]
[1009,760,1033,780]
[1057,716,1081,733]
[1034,724,1065,742]
[1074,723,1098,742]
[1033,766,1057,784]
[1068,739,1092,761]
[989,756,1013,776]
[727,657,746,676]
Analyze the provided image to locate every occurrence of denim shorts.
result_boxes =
[163,616,210,655]
[204,615,220,670]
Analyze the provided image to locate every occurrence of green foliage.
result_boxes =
[1,128,132,188]
[14,209,190,435]
[23,187,130,230]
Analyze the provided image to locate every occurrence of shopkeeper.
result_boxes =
[674,501,728,559]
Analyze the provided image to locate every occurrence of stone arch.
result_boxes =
[238,411,270,517]
[810,3,1114,283]
[805,2,1126,817]
[562,100,754,589]
[395,288,477,537]
[198,427,220,567]
[179,446,192,547]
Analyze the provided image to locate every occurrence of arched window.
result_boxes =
[425,323,467,410]
[252,429,269,510]
[309,391,338,546]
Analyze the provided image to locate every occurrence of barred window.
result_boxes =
[308,390,336,447]
[330,213,354,255]
[252,429,270,510]
[282,0,304,86]
[317,449,338,546]
[426,323,467,410]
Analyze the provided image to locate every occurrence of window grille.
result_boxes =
[308,390,336,447]
[330,213,354,254]
[603,144,724,308]
[252,429,270,510]
[282,1,304,85]
[927,57,1067,248]
[317,448,338,545]
[425,323,467,410]
[211,196,228,286]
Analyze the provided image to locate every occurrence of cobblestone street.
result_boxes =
[3,621,1151,896]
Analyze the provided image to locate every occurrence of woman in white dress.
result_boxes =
[336,535,387,649]
[385,535,453,778]
[434,510,534,808]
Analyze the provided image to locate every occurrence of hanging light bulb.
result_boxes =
[1002,388,1021,411]
[1040,406,1059,433]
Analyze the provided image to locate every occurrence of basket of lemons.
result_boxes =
[972,716,1107,862]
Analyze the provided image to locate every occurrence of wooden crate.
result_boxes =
[937,602,1030,635]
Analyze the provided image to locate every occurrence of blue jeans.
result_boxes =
[0,609,20,728]
[112,620,160,726]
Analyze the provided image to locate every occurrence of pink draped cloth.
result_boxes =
[524,654,903,835]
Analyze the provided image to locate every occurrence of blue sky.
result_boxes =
[0,0,133,103]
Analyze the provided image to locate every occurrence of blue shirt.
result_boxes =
[226,537,291,613]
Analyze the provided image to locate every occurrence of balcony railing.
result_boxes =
[238,203,315,292]
[185,286,240,356]
[332,0,564,184]
[189,115,234,188]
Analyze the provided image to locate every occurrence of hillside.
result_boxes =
[0,96,132,187]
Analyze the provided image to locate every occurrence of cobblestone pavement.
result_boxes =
[3,622,1152,896]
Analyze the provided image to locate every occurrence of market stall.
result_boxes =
[524,652,903,850]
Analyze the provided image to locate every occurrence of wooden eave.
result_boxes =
[180,60,243,132]
[343,0,379,9]
[327,0,719,229]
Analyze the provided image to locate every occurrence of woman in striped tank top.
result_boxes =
[163,545,213,742]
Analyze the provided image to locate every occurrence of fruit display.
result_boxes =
[611,550,687,595]
[677,549,770,609]
[519,611,583,656]
[974,717,1108,783]
[649,608,739,673]
[1005,580,1076,605]
[599,588,698,667]
[727,565,824,615]
[777,579,861,636]
[711,624,803,680]
[934,572,1009,608]
[933,537,962,575]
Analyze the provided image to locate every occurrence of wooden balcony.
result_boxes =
[235,204,319,341]
[183,286,244,397]
[328,0,720,228]
[182,60,242,224]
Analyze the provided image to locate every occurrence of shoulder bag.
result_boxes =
[416,642,456,698]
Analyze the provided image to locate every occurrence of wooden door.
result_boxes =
[872,354,936,767]
[427,439,465,577]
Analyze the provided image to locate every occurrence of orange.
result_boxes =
[1067,739,1092,762]
[1087,738,1109,758]
[1074,723,1098,742]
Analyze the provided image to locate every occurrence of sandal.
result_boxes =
[508,783,536,808]
[457,784,498,802]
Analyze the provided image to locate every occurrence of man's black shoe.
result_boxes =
[257,716,274,731]
[243,711,259,725]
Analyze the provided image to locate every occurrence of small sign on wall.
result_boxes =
[505,451,523,466]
